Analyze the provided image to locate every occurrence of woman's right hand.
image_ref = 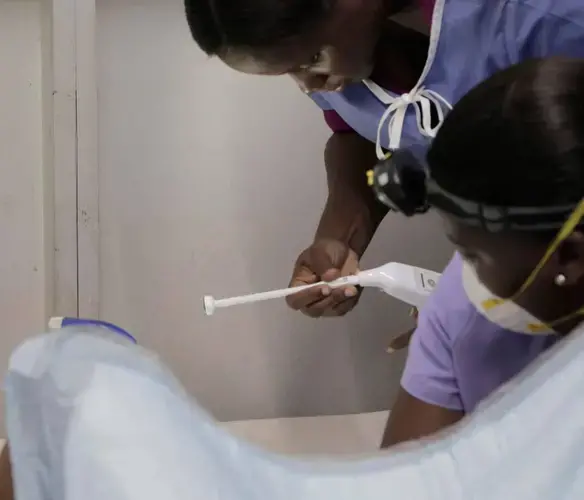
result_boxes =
[285,239,362,318]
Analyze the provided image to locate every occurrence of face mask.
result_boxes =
[461,199,584,335]
[461,260,553,335]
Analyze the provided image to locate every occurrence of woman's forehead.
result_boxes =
[221,51,278,74]
[439,212,539,258]
[221,44,315,75]
[439,213,495,249]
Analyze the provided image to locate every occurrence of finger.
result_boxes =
[322,296,359,317]
[286,271,321,309]
[301,295,337,318]
[409,307,419,321]
[303,287,356,318]
[286,285,331,310]
[288,272,318,289]
[330,286,359,302]
[309,247,342,277]
[387,329,415,353]
[321,268,341,282]
[320,286,360,316]
[321,255,358,283]
[339,256,359,276]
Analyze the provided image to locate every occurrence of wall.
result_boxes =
[96,0,452,421]
[0,0,47,429]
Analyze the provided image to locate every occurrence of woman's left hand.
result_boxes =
[387,307,418,353]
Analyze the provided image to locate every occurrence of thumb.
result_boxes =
[308,242,349,277]
[387,328,415,353]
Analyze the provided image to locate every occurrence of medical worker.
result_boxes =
[184,0,584,446]
[1,56,584,499]
[381,54,584,442]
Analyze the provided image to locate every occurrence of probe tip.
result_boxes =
[203,295,216,316]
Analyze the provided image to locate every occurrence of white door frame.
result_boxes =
[75,0,100,318]
[42,0,100,319]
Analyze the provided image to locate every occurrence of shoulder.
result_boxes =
[401,254,481,410]
[501,0,584,58]
[416,253,479,347]
[508,0,584,23]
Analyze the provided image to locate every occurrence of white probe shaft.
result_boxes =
[204,276,358,315]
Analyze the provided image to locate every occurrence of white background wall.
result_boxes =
[0,0,452,430]
[0,0,47,427]
[95,0,452,421]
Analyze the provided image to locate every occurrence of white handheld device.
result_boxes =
[203,262,440,316]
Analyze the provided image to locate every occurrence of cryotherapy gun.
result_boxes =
[203,262,440,316]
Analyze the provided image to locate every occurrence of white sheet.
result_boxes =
[223,412,388,454]
[5,326,584,499]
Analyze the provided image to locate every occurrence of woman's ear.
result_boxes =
[556,231,584,286]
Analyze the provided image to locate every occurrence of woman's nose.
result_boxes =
[290,73,345,93]
[323,75,346,91]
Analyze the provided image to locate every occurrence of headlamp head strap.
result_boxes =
[368,150,580,232]
[425,179,578,232]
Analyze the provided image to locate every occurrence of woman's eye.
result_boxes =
[297,50,329,73]
[311,52,323,65]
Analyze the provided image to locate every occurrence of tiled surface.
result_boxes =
[222,411,389,455]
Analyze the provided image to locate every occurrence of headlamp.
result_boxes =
[367,150,578,232]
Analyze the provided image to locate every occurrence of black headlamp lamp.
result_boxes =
[367,150,578,232]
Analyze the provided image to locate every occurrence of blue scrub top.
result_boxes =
[310,0,584,415]
[311,0,584,158]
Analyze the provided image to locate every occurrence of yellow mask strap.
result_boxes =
[516,198,584,295]
[484,198,584,309]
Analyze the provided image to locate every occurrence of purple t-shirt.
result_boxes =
[309,0,584,412]
[402,254,558,412]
